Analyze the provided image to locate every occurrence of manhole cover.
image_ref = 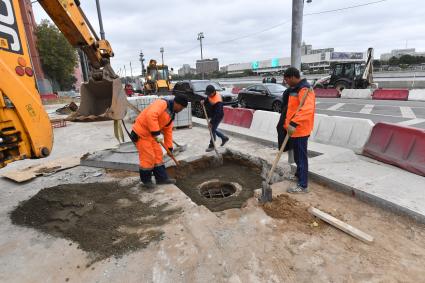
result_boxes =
[198,180,241,199]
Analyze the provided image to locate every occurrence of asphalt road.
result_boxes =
[315,98,425,129]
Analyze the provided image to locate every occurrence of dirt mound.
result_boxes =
[10,181,181,262]
[263,194,321,231]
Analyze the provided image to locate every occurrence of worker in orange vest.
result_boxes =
[283,67,316,194]
[130,95,188,188]
[202,85,229,152]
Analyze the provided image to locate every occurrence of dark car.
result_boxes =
[237,83,286,112]
[173,80,238,117]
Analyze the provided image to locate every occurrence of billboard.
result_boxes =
[330,52,363,60]
[251,61,259,70]
[271,58,279,68]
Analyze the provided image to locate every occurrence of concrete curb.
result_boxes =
[408,89,425,101]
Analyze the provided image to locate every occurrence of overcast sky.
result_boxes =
[32,0,425,74]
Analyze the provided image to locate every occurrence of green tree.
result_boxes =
[36,19,78,91]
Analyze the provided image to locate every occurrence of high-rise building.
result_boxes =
[196,58,219,75]
[178,64,196,76]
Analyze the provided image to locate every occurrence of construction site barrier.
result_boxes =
[363,123,425,176]
[372,89,409,100]
[341,89,373,99]
[223,107,255,128]
[311,115,374,153]
[408,89,425,101]
[40,93,59,100]
[249,110,280,138]
[314,88,340,98]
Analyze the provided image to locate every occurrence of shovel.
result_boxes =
[159,141,180,166]
[259,87,313,203]
[201,102,223,166]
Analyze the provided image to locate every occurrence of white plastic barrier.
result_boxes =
[311,115,374,153]
[408,89,425,101]
[249,110,280,138]
[341,89,373,99]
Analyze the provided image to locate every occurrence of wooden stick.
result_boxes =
[308,207,374,243]
[201,102,220,158]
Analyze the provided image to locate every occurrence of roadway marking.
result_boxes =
[397,118,425,126]
[327,103,345,111]
[360,104,374,114]
[400,107,417,119]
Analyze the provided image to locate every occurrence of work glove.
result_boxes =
[200,100,205,105]
[287,125,296,137]
[155,136,163,143]
[167,148,174,156]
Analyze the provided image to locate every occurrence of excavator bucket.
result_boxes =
[68,78,128,121]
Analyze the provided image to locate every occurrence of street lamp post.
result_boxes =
[160,47,164,66]
[197,32,205,79]
[139,51,145,76]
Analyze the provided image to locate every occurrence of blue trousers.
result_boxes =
[139,165,169,184]
[209,118,226,146]
[293,136,309,188]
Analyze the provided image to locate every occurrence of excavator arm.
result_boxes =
[0,0,126,168]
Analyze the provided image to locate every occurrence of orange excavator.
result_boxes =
[0,0,128,168]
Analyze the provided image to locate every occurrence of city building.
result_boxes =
[380,48,425,61]
[178,64,196,76]
[196,58,219,75]
[225,44,366,75]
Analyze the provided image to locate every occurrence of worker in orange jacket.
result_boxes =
[283,67,316,194]
[131,95,188,188]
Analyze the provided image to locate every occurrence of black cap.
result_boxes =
[205,85,216,96]
[283,67,301,79]
[174,94,188,107]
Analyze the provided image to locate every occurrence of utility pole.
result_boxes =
[197,32,205,79]
[130,61,133,81]
[291,0,305,70]
[139,51,145,76]
[124,65,127,84]
[95,0,105,40]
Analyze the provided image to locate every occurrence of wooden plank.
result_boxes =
[1,156,80,183]
[308,207,374,243]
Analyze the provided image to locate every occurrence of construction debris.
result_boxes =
[1,156,80,182]
[308,206,374,243]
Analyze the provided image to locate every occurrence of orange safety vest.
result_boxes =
[208,92,222,105]
[284,87,316,138]
[132,99,174,149]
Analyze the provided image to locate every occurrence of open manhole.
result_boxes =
[198,180,241,199]
[170,150,284,212]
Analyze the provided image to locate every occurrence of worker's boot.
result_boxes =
[221,136,229,146]
[153,165,176,185]
[287,184,309,194]
[139,169,156,189]
[206,144,214,152]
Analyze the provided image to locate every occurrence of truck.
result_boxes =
[314,48,374,91]
[143,59,173,95]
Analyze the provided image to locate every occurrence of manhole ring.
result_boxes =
[197,179,242,199]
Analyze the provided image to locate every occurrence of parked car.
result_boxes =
[237,83,286,112]
[173,80,238,117]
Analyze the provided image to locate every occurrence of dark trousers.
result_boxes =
[209,118,226,146]
[139,165,169,184]
[293,136,309,188]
